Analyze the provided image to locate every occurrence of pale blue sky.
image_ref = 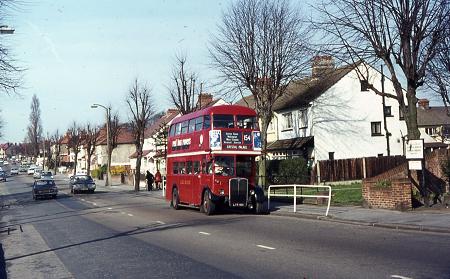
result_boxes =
[1,0,232,142]
[0,0,440,143]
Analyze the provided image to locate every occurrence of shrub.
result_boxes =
[91,168,102,179]
[111,165,127,175]
[278,157,309,184]
[441,159,450,181]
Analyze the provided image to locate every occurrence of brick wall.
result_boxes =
[362,149,449,210]
[362,178,412,210]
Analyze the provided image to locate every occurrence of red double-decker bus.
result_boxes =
[165,105,266,215]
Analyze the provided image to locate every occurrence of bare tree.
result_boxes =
[210,0,311,185]
[42,132,51,170]
[67,122,82,175]
[428,29,450,116]
[0,109,3,138]
[126,78,154,191]
[27,94,43,157]
[103,110,121,186]
[83,123,100,176]
[0,0,22,95]
[51,129,62,175]
[168,54,200,115]
[316,0,450,140]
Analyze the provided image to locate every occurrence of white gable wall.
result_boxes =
[311,65,407,161]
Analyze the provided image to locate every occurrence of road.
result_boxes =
[1,174,450,279]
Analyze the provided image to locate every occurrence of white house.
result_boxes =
[238,57,441,163]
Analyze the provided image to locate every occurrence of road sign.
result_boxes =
[405,139,424,159]
[408,160,422,170]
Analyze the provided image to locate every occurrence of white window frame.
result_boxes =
[282,112,293,131]
[298,109,308,129]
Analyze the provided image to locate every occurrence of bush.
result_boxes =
[441,159,450,181]
[111,165,127,175]
[278,157,309,184]
[91,168,102,180]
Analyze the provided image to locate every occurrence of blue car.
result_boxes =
[0,170,6,182]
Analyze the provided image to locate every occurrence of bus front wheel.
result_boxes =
[202,189,215,216]
[171,188,180,210]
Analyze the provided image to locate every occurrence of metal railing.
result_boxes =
[267,184,332,216]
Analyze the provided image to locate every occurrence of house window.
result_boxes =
[282,112,293,130]
[360,80,369,91]
[425,127,436,135]
[299,109,308,129]
[384,106,392,117]
[371,122,382,136]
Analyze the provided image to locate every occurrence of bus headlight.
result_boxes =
[219,189,225,195]
[250,189,255,195]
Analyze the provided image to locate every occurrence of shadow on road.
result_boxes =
[0,243,7,279]
[4,216,243,262]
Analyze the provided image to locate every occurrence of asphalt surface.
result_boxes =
[1,174,450,279]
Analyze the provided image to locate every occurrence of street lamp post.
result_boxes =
[91,103,111,186]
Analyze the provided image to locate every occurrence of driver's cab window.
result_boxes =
[213,156,234,176]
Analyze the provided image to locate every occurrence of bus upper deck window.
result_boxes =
[175,123,182,135]
[204,115,211,129]
[195,116,203,131]
[169,125,176,136]
[181,121,189,134]
[213,115,234,128]
[188,119,195,133]
[237,116,257,129]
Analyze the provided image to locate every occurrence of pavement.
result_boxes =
[91,179,450,234]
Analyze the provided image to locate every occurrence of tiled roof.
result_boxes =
[144,109,179,138]
[97,124,135,145]
[267,136,314,151]
[129,149,152,159]
[417,107,450,126]
[235,63,358,111]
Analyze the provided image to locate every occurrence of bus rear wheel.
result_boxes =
[171,188,180,210]
[202,189,215,216]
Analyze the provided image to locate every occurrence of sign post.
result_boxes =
[405,139,425,198]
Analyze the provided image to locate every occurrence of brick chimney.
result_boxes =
[418,99,430,110]
[197,93,213,109]
[312,56,335,78]
[166,108,179,115]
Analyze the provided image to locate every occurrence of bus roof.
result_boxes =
[171,105,257,125]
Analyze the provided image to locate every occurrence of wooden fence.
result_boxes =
[311,155,407,183]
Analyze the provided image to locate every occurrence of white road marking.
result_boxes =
[81,199,85,201]
[257,245,276,250]
[92,203,97,206]
[198,232,210,235]
[107,207,113,210]
[156,221,165,224]
[127,214,134,217]
[121,212,126,214]
[391,275,413,279]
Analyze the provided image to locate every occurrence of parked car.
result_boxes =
[41,171,54,180]
[32,179,58,200]
[0,169,6,182]
[10,167,19,175]
[19,165,28,173]
[27,166,36,175]
[33,169,43,179]
[69,175,96,194]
